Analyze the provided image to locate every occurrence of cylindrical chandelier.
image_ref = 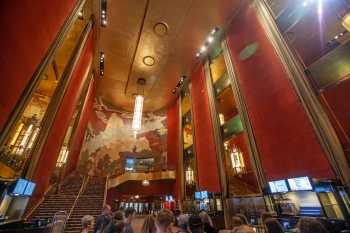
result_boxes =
[132,78,146,134]
[132,95,144,131]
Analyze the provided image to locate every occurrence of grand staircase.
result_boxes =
[29,175,84,222]
[28,175,107,233]
[65,177,106,233]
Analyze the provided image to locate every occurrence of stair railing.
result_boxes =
[103,175,109,207]
[23,183,54,221]
[67,175,89,219]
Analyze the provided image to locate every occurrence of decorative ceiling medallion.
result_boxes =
[239,42,259,61]
[143,56,155,66]
[153,22,169,36]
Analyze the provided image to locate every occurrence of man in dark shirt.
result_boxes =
[94,205,112,233]
[124,207,136,233]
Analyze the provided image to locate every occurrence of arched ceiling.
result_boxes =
[96,0,241,112]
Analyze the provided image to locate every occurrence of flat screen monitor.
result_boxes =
[195,192,201,200]
[125,158,135,171]
[268,179,289,193]
[288,177,313,191]
[23,181,36,196]
[201,191,208,199]
[11,179,28,195]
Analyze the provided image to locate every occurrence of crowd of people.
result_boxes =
[80,205,332,233]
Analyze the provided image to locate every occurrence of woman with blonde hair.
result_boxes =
[81,215,94,233]
[141,215,157,233]
[155,209,175,233]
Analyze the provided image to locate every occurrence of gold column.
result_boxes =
[203,61,230,228]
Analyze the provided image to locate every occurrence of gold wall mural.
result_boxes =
[78,98,167,177]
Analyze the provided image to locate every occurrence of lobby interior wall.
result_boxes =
[226,1,335,181]
[0,0,77,131]
[321,79,350,157]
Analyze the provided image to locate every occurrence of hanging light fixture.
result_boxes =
[185,167,194,184]
[230,146,246,175]
[142,179,150,186]
[132,78,146,135]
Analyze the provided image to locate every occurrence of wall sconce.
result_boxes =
[230,146,246,175]
[342,13,350,32]
[185,167,194,184]
[219,113,225,126]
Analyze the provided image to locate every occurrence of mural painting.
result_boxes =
[78,98,168,177]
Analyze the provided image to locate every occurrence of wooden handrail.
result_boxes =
[103,176,109,207]
[67,175,88,219]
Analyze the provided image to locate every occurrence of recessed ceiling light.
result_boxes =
[143,56,155,66]
[153,22,169,36]
[196,52,201,57]
[200,46,207,53]
[207,36,214,43]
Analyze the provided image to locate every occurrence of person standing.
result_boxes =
[94,205,112,233]
[199,211,217,233]
[124,207,136,233]
[141,214,157,233]
[81,215,94,233]
[155,209,175,233]
[188,215,204,233]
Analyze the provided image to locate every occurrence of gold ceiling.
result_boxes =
[96,0,241,112]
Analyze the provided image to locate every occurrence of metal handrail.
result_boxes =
[67,175,89,219]
[103,176,109,207]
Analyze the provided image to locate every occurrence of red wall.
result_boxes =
[65,75,97,176]
[226,2,335,180]
[167,99,180,198]
[0,0,76,131]
[32,31,94,195]
[106,180,175,206]
[191,67,221,192]
[321,79,350,156]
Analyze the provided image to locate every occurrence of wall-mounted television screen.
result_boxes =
[125,158,135,171]
[195,191,209,200]
[288,177,313,191]
[23,181,36,196]
[195,192,201,200]
[268,179,289,193]
[10,179,28,196]
[201,191,208,199]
